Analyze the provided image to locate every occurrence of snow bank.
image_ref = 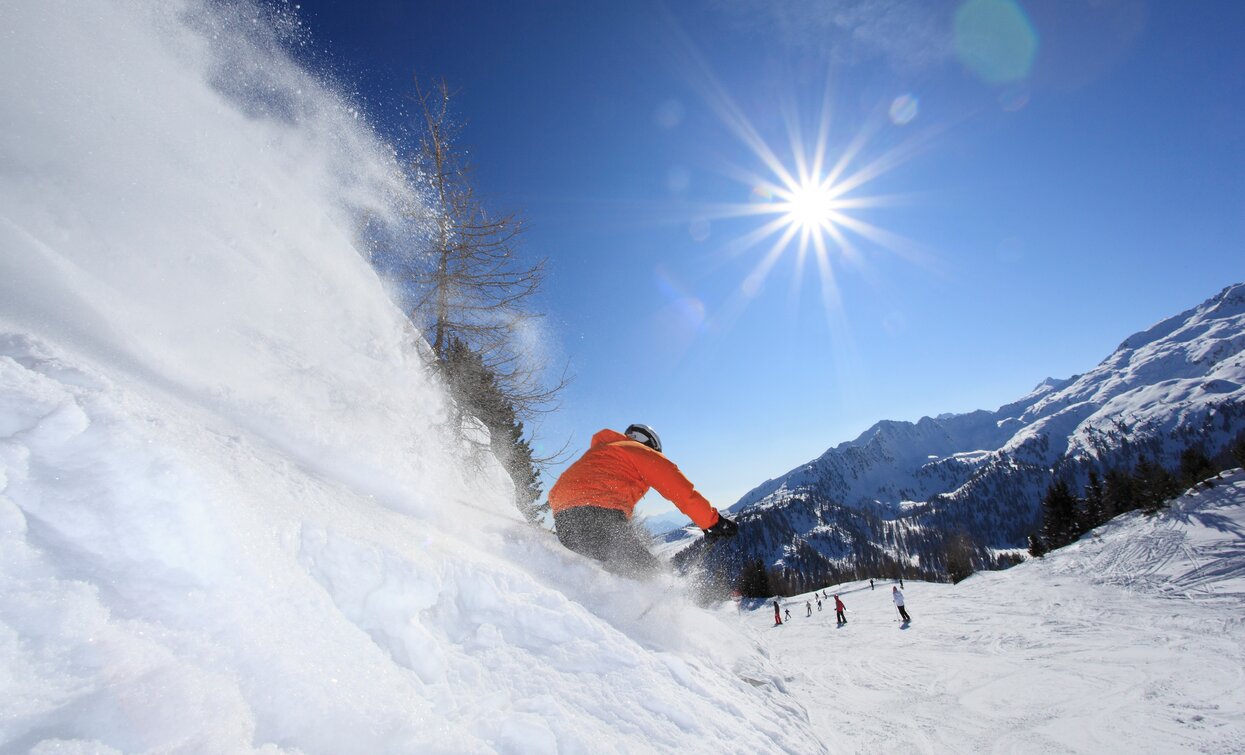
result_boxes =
[0,1,814,751]
[1048,469,1245,601]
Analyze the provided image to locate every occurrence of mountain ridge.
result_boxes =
[680,282,1245,583]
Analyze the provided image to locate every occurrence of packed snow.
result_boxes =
[758,472,1245,752]
[1,1,1243,753]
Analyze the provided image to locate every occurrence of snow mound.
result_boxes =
[0,1,815,752]
[1049,469,1245,601]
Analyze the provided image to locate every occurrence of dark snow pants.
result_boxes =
[553,505,662,579]
[897,605,910,621]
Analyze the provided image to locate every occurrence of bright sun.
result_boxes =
[692,86,930,325]
[653,27,932,331]
[782,181,838,232]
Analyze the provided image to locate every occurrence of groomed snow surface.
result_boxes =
[1,1,1243,752]
[761,471,1245,753]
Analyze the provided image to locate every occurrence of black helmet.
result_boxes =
[624,423,662,452]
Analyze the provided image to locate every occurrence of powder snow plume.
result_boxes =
[0,1,810,752]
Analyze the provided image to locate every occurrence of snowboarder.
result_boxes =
[806,601,812,617]
[834,594,847,624]
[893,586,910,622]
[548,424,738,578]
[773,600,782,626]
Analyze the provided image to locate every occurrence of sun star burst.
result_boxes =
[692,88,934,333]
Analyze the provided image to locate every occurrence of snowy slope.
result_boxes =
[0,2,814,752]
[4,3,1242,753]
[1014,284,1245,463]
[753,470,1245,752]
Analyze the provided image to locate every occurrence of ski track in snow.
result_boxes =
[753,474,1245,753]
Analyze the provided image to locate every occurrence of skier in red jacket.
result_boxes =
[548,424,737,577]
[834,594,847,625]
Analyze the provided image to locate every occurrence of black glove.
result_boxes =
[703,513,738,540]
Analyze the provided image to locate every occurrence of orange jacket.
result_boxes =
[548,429,721,530]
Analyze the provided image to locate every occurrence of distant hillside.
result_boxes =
[676,283,1245,589]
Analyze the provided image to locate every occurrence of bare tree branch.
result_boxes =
[400,74,573,511]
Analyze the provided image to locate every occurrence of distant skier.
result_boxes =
[806,601,812,617]
[870,579,874,590]
[785,607,791,621]
[834,594,847,624]
[773,600,782,626]
[548,424,738,578]
[893,586,910,622]
[816,598,823,612]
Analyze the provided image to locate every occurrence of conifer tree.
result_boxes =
[1103,466,1137,517]
[1133,456,1178,513]
[1040,478,1079,549]
[441,337,545,522]
[942,531,976,583]
[1231,432,1245,469]
[1178,445,1214,489]
[736,558,773,598]
[1082,470,1106,529]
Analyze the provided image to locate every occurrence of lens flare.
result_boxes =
[654,98,685,129]
[688,218,711,242]
[889,94,919,125]
[998,84,1031,112]
[750,185,775,202]
[954,0,1038,84]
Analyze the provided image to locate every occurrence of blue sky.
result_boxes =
[297,0,1245,517]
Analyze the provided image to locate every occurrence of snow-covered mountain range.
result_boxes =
[680,283,1245,579]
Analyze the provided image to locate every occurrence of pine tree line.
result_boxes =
[1030,434,1245,557]
[712,504,1003,598]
